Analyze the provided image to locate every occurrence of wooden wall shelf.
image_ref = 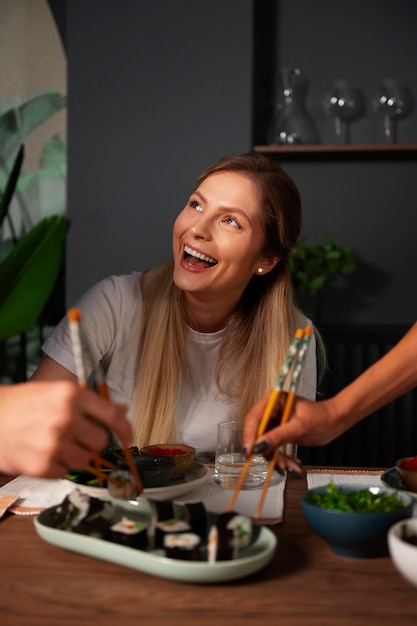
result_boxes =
[253,144,417,155]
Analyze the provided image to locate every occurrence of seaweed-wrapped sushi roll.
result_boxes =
[107,516,149,550]
[163,532,201,560]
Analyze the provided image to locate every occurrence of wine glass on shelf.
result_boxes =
[372,79,413,144]
[322,79,365,144]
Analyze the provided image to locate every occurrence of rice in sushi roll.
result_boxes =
[163,532,201,560]
[107,516,149,550]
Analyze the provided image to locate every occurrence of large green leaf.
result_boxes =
[0,215,68,340]
[0,91,66,164]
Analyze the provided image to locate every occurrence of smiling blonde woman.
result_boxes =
[31,152,318,454]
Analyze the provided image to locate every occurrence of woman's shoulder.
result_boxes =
[75,272,144,323]
[80,272,143,302]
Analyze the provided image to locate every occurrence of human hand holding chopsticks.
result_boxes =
[242,388,303,474]
[227,327,312,516]
[0,380,131,478]
[67,308,143,494]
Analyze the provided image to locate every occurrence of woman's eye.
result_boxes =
[190,200,203,212]
[225,216,241,228]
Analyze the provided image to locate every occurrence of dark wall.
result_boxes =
[254,0,417,326]
[61,0,416,327]
[65,0,253,304]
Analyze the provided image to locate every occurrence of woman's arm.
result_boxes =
[244,322,417,453]
[31,355,77,382]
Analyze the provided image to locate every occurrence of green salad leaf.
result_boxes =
[307,481,404,513]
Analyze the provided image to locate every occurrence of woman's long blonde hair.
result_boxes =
[131,152,305,447]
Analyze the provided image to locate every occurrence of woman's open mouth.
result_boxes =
[183,245,218,269]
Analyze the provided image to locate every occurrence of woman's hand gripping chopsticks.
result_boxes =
[227,327,312,516]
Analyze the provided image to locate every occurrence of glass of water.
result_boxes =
[214,421,269,490]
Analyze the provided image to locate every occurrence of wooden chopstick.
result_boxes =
[253,326,313,519]
[67,308,144,495]
[227,327,306,512]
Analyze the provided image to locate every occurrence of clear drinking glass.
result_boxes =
[372,79,413,143]
[322,79,365,144]
[214,421,269,490]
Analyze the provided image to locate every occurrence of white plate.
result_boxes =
[34,498,277,583]
[61,461,210,501]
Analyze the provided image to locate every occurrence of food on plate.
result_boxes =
[305,481,406,513]
[49,489,115,536]
[207,511,259,562]
[107,469,139,500]
[108,517,149,550]
[65,446,140,487]
[48,490,261,562]
[395,457,417,492]
[140,443,195,478]
[401,455,417,471]
[163,532,201,560]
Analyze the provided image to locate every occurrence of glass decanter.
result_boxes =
[268,67,319,145]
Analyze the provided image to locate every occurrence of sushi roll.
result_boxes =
[50,489,114,534]
[154,518,191,550]
[207,523,234,561]
[208,511,256,561]
[107,516,149,550]
[107,469,139,500]
[182,502,208,541]
[163,532,201,561]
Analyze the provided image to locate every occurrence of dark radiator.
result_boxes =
[299,324,417,468]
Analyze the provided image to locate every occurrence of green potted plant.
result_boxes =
[289,235,356,321]
[0,90,68,382]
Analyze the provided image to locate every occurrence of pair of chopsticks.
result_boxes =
[67,308,143,494]
[227,326,313,518]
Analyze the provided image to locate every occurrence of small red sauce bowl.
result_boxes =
[140,443,195,479]
[395,457,417,492]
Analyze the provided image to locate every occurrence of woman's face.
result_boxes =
[172,171,277,302]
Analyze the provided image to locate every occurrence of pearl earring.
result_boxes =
[257,267,263,274]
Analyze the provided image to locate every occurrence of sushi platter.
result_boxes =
[34,489,277,583]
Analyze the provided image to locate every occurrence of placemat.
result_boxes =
[175,468,285,524]
[0,470,286,523]
[307,469,384,490]
[0,476,74,515]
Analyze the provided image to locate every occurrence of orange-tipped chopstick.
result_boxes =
[253,326,313,519]
[67,308,143,495]
[227,328,306,512]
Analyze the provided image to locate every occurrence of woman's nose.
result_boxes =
[190,213,213,239]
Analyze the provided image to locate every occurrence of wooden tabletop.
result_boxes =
[1,470,416,626]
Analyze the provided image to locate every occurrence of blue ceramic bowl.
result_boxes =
[301,484,414,558]
[119,455,176,489]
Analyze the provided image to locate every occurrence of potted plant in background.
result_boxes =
[0,90,68,382]
[289,234,356,322]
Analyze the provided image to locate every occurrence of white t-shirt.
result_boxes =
[42,273,317,453]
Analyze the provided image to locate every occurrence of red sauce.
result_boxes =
[148,446,186,456]
[402,456,417,470]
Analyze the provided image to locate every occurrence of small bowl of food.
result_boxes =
[395,457,417,492]
[301,483,414,558]
[388,517,417,589]
[118,455,176,489]
[140,444,195,479]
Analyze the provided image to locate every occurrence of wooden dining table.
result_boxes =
[1,468,416,626]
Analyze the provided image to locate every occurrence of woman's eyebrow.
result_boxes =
[193,190,251,221]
